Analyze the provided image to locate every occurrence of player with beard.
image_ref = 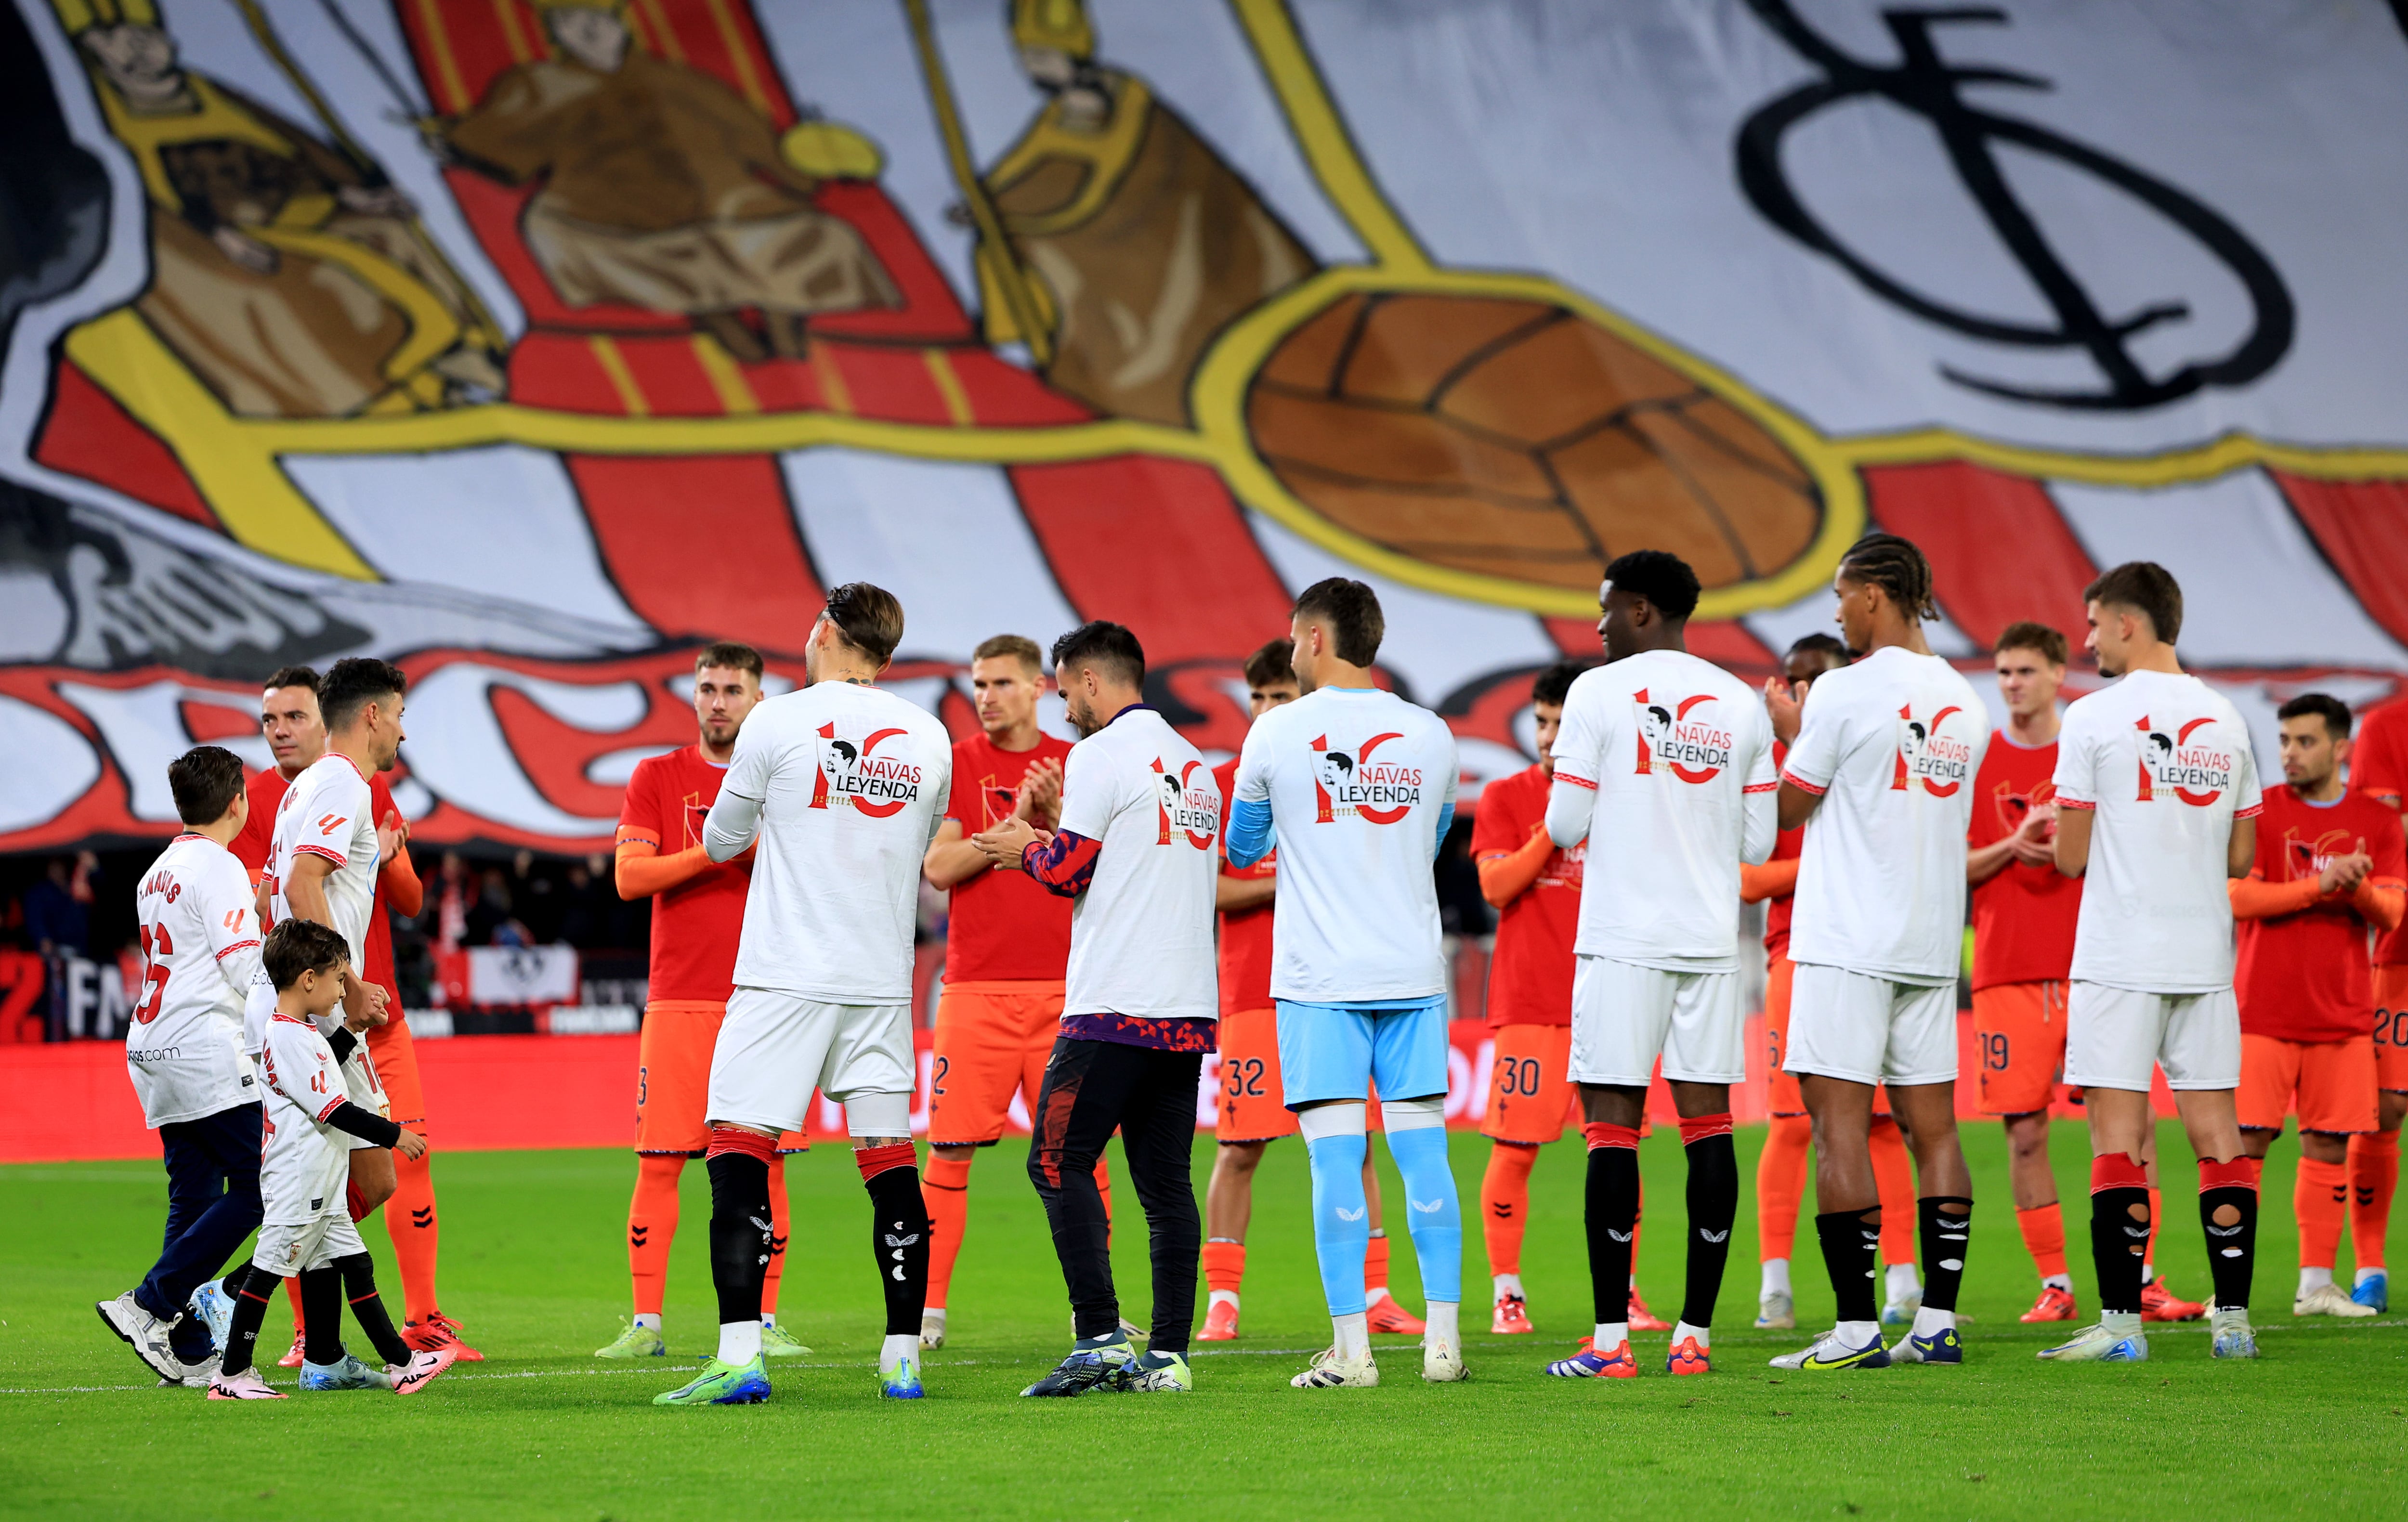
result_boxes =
[655,585,951,1405]
[2346,695,2408,1310]
[972,623,1221,1395]
[1771,534,1987,1371]
[1542,553,1776,1378]
[598,643,813,1362]
[2043,562,2264,1362]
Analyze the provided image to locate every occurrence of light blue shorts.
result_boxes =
[1274,997,1450,1109]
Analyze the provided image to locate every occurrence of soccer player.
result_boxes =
[917,633,1109,1350]
[1228,578,1468,1389]
[1203,638,1421,1343]
[2349,695,2408,1309]
[970,622,1220,1395]
[2042,561,2264,1362]
[1541,552,1776,1379]
[97,746,264,1385]
[599,642,811,1361]
[231,666,471,1364]
[1749,635,1924,1331]
[2232,693,2404,1317]
[1771,533,1987,1370]
[654,585,952,1406]
[207,919,451,1398]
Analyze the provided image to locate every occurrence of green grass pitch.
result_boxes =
[3,1122,2403,1520]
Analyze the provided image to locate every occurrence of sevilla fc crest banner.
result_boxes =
[2,0,2402,852]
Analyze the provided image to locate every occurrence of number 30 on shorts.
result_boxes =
[1495,1056,1543,1096]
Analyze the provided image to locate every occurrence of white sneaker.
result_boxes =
[2035,1322,2147,1362]
[1754,1290,1795,1330]
[388,1347,455,1395]
[1422,1337,1467,1383]
[919,1309,947,1349]
[96,1291,186,1382]
[1290,1348,1380,1389]
[2294,1282,2378,1318]
[206,1368,285,1400]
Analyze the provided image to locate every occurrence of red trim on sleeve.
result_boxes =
[2234,802,2263,820]
[214,939,259,960]
[1779,769,1826,796]
[314,1096,347,1123]
[1742,782,1777,794]
[293,843,347,865]
[2054,795,2095,811]
[1554,772,1598,792]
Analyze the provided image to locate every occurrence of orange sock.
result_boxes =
[1203,1240,1246,1298]
[2015,1202,2069,1280]
[1365,1231,1391,1296]
[1481,1142,1537,1279]
[2145,1186,2163,1275]
[922,1150,973,1311]
[285,1275,303,1335]
[1095,1156,1112,1236]
[1870,1116,1916,1265]
[385,1142,440,1325]
[1757,1114,1810,1261]
[2350,1130,2398,1272]
[628,1153,684,1318]
[762,1154,790,1317]
[2297,1156,2350,1270]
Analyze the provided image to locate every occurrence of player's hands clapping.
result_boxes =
[1014,758,1065,830]
[2009,801,2058,867]
[376,807,411,866]
[972,816,1049,872]
[393,1126,428,1161]
[2318,850,2373,896]
[1763,676,1804,746]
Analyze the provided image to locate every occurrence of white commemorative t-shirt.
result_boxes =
[2053,669,2261,993]
[1783,645,1990,984]
[257,1011,352,1226]
[253,754,378,1053]
[127,834,262,1127]
[709,680,953,1003]
[1055,706,1221,1020]
[1233,685,1458,1003]
[1548,650,1777,969]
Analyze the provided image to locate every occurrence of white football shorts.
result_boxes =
[706,988,914,1137]
[252,1210,367,1275]
[2065,981,2240,1092]
[1784,963,1958,1087]
[1569,956,1743,1087]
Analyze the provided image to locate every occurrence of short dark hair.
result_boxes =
[262,665,321,694]
[1602,550,1701,621]
[262,918,348,992]
[1051,621,1145,688]
[318,658,407,731]
[1292,578,1384,666]
[1532,660,1590,708]
[694,642,763,681]
[973,634,1044,675]
[1242,638,1295,690]
[1838,533,1939,622]
[2083,561,2183,645]
[823,583,905,666]
[2277,691,2352,741]
[169,745,245,826]
[1787,633,1848,667]
[1993,621,2069,666]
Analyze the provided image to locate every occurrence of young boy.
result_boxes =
[208,919,452,1399]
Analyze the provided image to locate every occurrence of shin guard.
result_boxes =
[1677,1114,1737,1329]
[705,1128,776,1331]
[1918,1196,1974,1312]
[2199,1156,2258,1312]
[1584,1123,1640,1326]
[2090,1154,2149,1315]
[858,1144,930,1338]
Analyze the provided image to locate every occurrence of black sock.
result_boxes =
[299,1266,345,1366]
[1679,1130,1737,1329]
[863,1155,931,1339]
[1917,1196,1973,1313]
[707,1151,774,1330]
[334,1253,412,1366]
[2092,1185,2149,1315]
[218,1265,277,1378]
[1584,1141,1638,1327]
[1816,1209,1881,1324]
[2199,1175,2257,1312]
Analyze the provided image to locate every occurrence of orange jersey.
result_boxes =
[2234,785,2408,1043]
[941,731,1075,981]
[2353,697,2408,965]
[617,745,750,1002]
[1214,757,1275,1017]
[1763,741,1802,960]
[233,765,406,993]
[1469,764,1579,1028]
[1966,732,2081,989]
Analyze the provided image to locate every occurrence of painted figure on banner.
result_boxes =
[427,0,899,364]
[58,0,507,418]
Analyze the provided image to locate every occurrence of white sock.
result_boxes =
[1593,1320,1628,1349]
[1885,1262,1920,1301]
[1493,1273,1526,1301]
[2300,1266,2334,1294]
[1627,1274,1640,1290]
[717,1319,762,1364]
[2042,1274,2073,1292]
[760,1313,777,1329]
[1207,1289,1240,1311]
[1671,1319,1709,1349]
[1834,1319,1879,1346]
[1366,1285,1392,1306]
[923,1306,947,1326]
[1761,1258,1791,1296]
[1333,1312,1371,1362]
[2102,1310,2143,1337]
[632,1313,662,1331]
[1911,1306,1955,1338]
[879,1332,916,1374]
[2212,1303,2250,1330]
[2141,1262,2157,1286]
[2357,1266,2386,1287]
[1424,1301,1459,1347]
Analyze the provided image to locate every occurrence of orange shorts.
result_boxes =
[928,982,1063,1147]
[1481,1023,1578,1145]
[1216,1006,1298,1144]
[365,1014,426,1134]
[2239,1032,2378,1136]
[1972,980,2068,1116]
[2378,965,2408,1093]
[637,1001,808,1155]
